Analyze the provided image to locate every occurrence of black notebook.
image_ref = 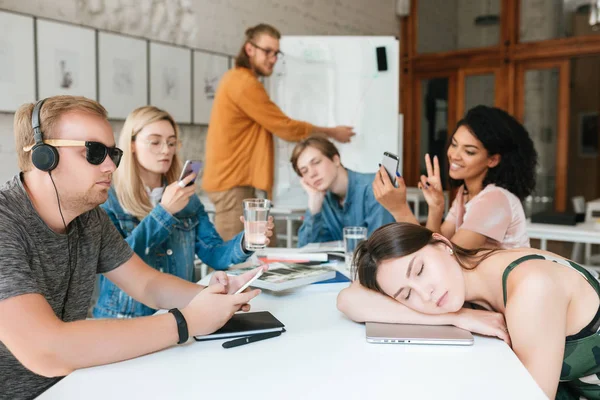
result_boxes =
[193,311,285,341]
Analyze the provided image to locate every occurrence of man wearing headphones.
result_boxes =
[0,96,264,399]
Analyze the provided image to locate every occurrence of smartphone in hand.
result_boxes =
[179,160,202,187]
[380,152,399,185]
[234,269,264,294]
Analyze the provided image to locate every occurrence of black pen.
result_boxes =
[222,330,282,349]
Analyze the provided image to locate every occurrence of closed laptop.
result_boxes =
[366,322,474,346]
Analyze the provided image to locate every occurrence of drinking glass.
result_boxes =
[343,226,367,278]
[243,198,272,250]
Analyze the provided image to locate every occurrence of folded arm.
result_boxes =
[337,281,455,325]
[297,210,335,247]
[337,281,511,343]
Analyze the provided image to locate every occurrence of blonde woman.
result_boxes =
[93,106,273,318]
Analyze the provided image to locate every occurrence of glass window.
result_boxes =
[522,68,560,216]
[520,1,600,43]
[420,78,450,188]
[464,74,496,112]
[568,55,600,204]
[417,0,500,53]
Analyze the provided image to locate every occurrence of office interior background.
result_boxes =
[0,0,599,257]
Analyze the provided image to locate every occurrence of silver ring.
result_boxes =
[178,181,186,188]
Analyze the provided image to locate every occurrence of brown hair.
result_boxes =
[290,135,341,176]
[14,95,108,172]
[235,23,281,69]
[355,223,498,293]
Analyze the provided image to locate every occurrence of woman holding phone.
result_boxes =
[93,106,273,319]
[373,105,537,250]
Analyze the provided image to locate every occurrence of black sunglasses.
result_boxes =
[25,140,124,167]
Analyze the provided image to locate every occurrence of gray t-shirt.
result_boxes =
[0,174,134,400]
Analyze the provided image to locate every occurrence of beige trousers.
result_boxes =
[207,186,262,242]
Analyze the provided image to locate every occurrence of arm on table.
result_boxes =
[337,281,511,344]
[0,285,258,378]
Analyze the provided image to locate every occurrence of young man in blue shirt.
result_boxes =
[291,136,395,247]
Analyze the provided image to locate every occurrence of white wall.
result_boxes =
[0,0,399,186]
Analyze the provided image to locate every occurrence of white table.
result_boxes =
[526,221,600,265]
[39,283,545,400]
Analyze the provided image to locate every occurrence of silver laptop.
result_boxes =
[366,322,474,346]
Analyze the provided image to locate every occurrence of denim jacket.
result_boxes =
[297,169,395,247]
[93,187,250,318]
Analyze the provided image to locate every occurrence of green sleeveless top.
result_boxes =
[502,254,600,400]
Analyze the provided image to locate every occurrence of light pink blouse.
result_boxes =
[445,184,530,249]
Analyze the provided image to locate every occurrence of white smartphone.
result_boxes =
[234,269,264,294]
[380,152,399,185]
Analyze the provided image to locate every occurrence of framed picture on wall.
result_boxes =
[0,11,36,112]
[149,42,191,123]
[36,19,96,100]
[98,31,148,120]
[193,51,229,124]
[579,112,599,158]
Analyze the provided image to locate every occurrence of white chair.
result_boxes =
[571,197,600,265]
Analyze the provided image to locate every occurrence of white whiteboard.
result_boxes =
[268,36,400,207]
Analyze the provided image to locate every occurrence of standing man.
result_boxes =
[203,23,355,241]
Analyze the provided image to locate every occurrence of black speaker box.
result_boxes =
[530,211,585,225]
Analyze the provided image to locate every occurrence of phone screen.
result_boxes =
[179,160,202,187]
[381,152,399,184]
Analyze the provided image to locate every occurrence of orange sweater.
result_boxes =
[202,67,313,195]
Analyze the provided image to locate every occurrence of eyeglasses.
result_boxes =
[23,140,123,167]
[134,138,181,154]
[249,42,284,60]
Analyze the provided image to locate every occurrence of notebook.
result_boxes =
[227,262,336,291]
[365,322,474,346]
[194,311,285,341]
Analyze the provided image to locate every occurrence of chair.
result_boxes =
[571,197,600,265]
[585,199,600,265]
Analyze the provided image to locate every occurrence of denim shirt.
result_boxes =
[297,169,395,247]
[93,187,250,318]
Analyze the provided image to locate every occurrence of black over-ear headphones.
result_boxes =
[31,99,59,172]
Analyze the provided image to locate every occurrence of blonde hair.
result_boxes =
[290,135,341,177]
[235,23,281,69]
[14,96,107,172]
[113,106,183,219]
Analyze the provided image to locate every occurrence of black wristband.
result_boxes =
[168,308,189,344]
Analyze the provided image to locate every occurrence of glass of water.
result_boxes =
[343,226,367,278]
[243,198,272,251]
